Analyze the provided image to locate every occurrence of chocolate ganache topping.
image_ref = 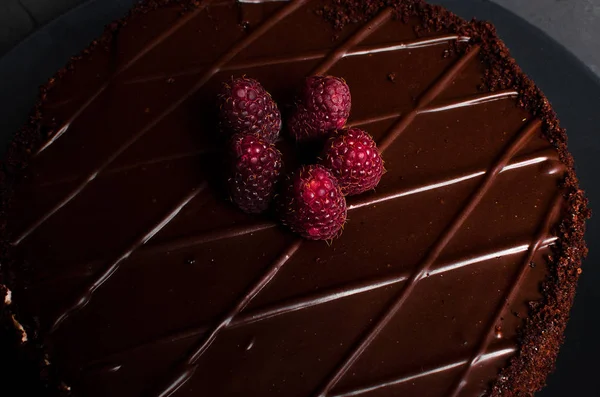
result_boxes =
[0,1,589,396]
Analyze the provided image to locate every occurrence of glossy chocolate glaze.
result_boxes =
[3,1,572,396]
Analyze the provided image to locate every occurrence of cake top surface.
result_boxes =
[0,1,588,396]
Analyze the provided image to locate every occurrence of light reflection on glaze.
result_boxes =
[331,346,516,397]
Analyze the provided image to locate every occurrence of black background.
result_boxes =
[0,1,598,396]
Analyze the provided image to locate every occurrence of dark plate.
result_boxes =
[0,1,598,396]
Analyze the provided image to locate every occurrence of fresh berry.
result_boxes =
[228,133,283,214]
[303,75,351,129]
[321,128,384,196]
[218,77,281,142]
[288,76,351,142]
[287,104,324,142]
[278,165,347,240]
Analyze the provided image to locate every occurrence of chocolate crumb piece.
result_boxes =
[387,72,397,83]
[494,325,503,339]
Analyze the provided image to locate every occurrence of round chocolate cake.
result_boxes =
[0,0,589,396]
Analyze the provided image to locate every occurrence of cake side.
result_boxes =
[0,1,589,396]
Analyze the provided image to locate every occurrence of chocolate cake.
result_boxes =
[0,0,589,396]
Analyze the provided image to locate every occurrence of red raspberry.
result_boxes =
[303,75,351,129]
[278,165,347,240]
[218,77,281,143]
[228,133,283,214]
[320,128,384,196]
[287,104,324,142]
[288,76,351,142]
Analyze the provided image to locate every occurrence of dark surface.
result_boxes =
[490,0,600,78]
[0,1,597,396]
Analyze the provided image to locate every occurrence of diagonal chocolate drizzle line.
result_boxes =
[39,147,218,188]
[30,221,279,291]
[378,45,481,153]
[418,89,519,114]
[35,0,215,155]
[348,35,470,56]
[314,118,543,397]
[31,146,560,291]
[311,8,393,75]
[82,235,556,376]
[144,239,303,397]
[446,190,565,397]
[125,28,463,85]
[38,88,511,189]
[331,345,517,397]
[142,220,278,256]
[53,34,468,108]
[231,238,557,329]
[347,89,518,128]
[11,0,309,246]
[349,147,559,210]
[49,183,208,333]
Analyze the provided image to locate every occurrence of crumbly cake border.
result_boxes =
[0,0,589,395]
